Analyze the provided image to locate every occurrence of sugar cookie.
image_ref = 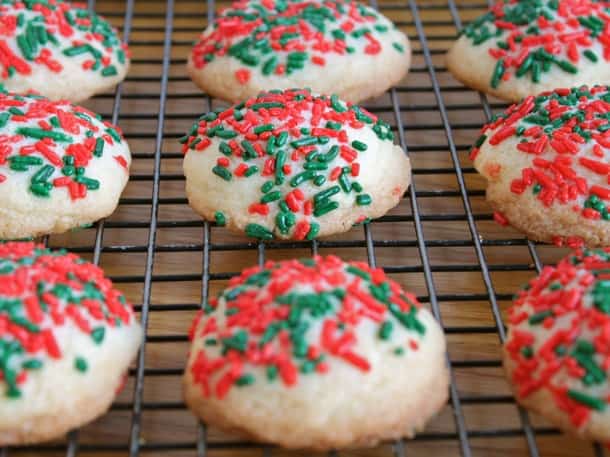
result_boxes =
[505,248,610,443]
[471,85,610,247]
[0,0,130,102]
[184,256,448,450]
[0,242,141,445]
[0,92,131,240]
[187,0,410,103]
[447,0,610,102]
[182,88,410,241]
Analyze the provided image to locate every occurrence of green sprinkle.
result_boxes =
[254,123,274,134]
[313,200,339,217]
[94,137,104,157]
[567,389,606,411]
[378,320,393,340]
[74,357,88,373]
[16,127,73,142]
[91,327,105,345]
[266,365,278,381]
[101,65,118,77]
[490,59,505,89]
[212,165,232,181]
[352,140,368,151]
[214,211,226,226]
[330,94,346,113]
[22,359,43,370]
[261,190,281,203]
[235,374,255,386]
[245,223,274,240]
[528,309,553,324]
[356,194,372,206]
[584,50,598,63]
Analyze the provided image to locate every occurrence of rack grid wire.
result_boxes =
[3,0,605,456]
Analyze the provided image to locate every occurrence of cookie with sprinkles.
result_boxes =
[447,0,610,102]
[183,255,448,449]
[187,0,410,104]
[470,85,610,247]
[0,242,141,445]
[0,0,130,103]
[0,91,131,240]
[182,89,410,241]
[503,248,610,443]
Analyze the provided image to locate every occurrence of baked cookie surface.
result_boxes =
[471,85,610,247]
[505,248,610,443]
[0,0,130,102]
[182,89,410,241]
[447,0,610,102]
[0,242,142,445]
[0,91,131,240]
[187,0,410,103]
[183,255,448,450]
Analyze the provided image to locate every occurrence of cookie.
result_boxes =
[0,0,130,103]
[470,85,610,247]
[0,91,131,240]
[183,255,448,450]
[187,0,410,104]
[0,242,142,445]
[446,0,610,102]
[503,248,610,443]
[182,88,410,241]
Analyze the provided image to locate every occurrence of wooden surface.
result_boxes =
[7,0,600,456]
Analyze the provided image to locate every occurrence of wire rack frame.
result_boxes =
[2,0,608,456]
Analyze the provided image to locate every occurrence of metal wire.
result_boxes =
[2,0,594,456]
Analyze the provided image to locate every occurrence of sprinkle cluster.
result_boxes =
[506,248,610,429]
[0,242,135,399]
[181,88,394,240]
[0,91,127,200]
[189,256,426,398]
[462,0,610,89]
[190,0,405,85]
[0,0,128,80]
[472,85,610,245]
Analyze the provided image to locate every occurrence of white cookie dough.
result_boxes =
[187,0,410,103]
[184,255,448,450]
[0,0,130,103]
[0,92,131,240]
[182,89,410,241]
[0,242,142,445]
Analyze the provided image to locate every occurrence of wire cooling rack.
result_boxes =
[4,0,609,456]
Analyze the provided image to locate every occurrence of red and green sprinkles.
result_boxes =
[188,256,426,398]
[190,0,405,84]
[181,89,393,240]
[0,0,128,80]
[0,91,126,200]
[472,85,610,227]
[506,248,610,429]
[462,0,610,88]
[0,242,135,398]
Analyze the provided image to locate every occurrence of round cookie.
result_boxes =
[183,255,448,450]
[0,91,131,240]
[471,85,610,247]
[187,0,410,104]
[0,0,130,103]
[182,88,410,241]
[504,248,610,443]
[447,0,610,102]
[0,242,142,445]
